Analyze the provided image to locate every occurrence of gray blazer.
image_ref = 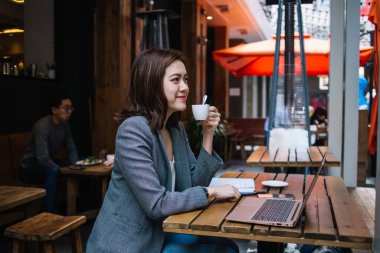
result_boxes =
[86,116,223,253]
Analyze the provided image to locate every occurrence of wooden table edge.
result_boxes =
[163,228,372,250]
[246,163,341,168]
[0,187,46,213]
[60,167,112,176]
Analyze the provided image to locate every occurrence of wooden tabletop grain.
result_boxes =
[246,146,341,167]
[163,172,372,251]
[0,186,46,212]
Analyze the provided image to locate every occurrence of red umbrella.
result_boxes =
[213,34,373,77]
[368,0,379,155]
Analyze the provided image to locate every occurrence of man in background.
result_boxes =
[20,96,78,213]
[310,107,328,127]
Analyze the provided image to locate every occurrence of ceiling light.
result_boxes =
[10,0,24,4]
[206,16,213,20]
[0,28,24,34]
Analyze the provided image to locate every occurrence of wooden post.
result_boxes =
[357,109,368,186]
[213,26,229,117]
[93,0,132,154]
[181,0,207,119]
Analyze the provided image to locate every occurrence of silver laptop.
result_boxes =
[225,154,326,227]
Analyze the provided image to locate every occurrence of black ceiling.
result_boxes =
[0,0,23,30]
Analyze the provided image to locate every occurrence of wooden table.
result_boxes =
[246,146,340,167]
[60,164,112,219]
[163,171,372,252]
[0,186,46,226]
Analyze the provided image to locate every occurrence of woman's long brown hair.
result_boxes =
[115,48,186,130]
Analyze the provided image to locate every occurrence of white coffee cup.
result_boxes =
[192,104,210,120]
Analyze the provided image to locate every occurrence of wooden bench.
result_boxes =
[226,118,266,159]
[0,132,31,185]
[0,132,67,185]
[0,132,67,226]
[227,118,266,145]
[348,187,375,253]
[4,212,86,253]
[0,134,14,184]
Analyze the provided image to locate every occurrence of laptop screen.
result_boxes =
[300,153,327,211]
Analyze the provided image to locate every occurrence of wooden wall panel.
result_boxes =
[93,0,132,154]
[213,26,229,117]
[181,0,207,119]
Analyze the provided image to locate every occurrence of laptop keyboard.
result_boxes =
[252,198,295,222]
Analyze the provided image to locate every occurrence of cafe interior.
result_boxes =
[0,0,379,252]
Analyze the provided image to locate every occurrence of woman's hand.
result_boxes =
[207,185,241,202]
[201,106,221,154]
[201,106,221,135]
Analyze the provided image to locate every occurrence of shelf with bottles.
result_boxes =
[1,56,56,80]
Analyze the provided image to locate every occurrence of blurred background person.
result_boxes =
[358,75,369,110]
[19,95,78,213]
[310,106,328,127]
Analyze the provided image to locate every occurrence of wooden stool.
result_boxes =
[4,212,86,253]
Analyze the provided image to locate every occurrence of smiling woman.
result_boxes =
[86,48,239,253]
[0,0,56,78]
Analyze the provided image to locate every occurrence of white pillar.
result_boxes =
[329,0,360,186]
[242,76,248,117]
[328,0,344,177]
[253,76,258,117]
[262,77,267,117]
[343,0,360,186]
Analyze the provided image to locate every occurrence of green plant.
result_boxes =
[186,118,228,159]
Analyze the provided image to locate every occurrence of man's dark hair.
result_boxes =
[47,95,70,114]
[115,48,187,130]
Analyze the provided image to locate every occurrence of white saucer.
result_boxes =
[262,180,288,187]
